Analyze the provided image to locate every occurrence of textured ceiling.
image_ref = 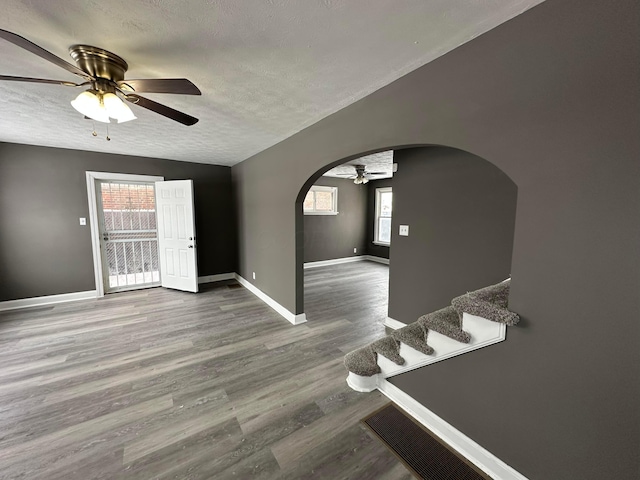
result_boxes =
[324,150,393,179]
[0,0,544,166]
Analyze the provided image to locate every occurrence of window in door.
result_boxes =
[374,187,392,245]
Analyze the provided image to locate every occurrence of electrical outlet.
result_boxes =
[252,272,256,280]
[399,225,409,236]
[354,248,357,254]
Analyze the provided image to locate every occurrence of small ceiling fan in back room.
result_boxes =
[337,165,387,184]
[0,29,201,134]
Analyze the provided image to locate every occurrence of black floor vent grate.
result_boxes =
[362,403,490,480]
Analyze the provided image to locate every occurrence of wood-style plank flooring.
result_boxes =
[0,262,411,479]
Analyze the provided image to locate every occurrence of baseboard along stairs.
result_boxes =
[344,279,528,480]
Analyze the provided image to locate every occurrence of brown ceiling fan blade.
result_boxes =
[0,29,92,80]
[118,78,201,95]
[125,94,199,126]
[0,75,82,86]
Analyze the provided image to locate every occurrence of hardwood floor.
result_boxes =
[0,261,411,479]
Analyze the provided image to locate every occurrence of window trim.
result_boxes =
[303,185,339,215]
[374,186,392,246]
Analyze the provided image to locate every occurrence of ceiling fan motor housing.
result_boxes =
[69,45,128,83]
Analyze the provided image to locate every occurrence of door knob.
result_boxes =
[188,245,194,248]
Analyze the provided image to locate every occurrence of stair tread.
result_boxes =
[419,306,471,344]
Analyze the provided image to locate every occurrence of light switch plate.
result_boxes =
[399,225,409,236]
[79,217,86,226]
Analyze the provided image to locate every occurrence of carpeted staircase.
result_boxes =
[344,279,519,391]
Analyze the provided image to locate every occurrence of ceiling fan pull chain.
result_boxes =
[106,124,111,141]
[91,120,97,137]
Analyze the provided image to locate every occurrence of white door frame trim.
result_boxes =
[86,171,165,297]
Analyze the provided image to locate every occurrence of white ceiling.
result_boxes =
[0,0,543,166]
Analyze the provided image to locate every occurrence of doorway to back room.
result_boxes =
[300,150,393,327]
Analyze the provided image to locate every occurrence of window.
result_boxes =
[304,185,338,215]
[374,187,392,245]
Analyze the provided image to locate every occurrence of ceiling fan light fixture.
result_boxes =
[103,92,136,123]
[71,90,110,123]
[1,30,200,126]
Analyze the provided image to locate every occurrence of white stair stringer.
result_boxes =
[346,312,506,392]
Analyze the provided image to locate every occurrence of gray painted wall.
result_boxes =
[364,178,392,260]
[388,147,516,322]
[0,142,237,302]
[303,177,367,263]
[232,1,640,478]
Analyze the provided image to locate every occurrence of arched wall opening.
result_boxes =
[232,5,639,476]
[296,145,518,321]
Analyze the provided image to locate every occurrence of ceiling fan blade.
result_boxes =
[366,171,388,175]
[0,75,82,86]
[125,94,199,126]
[118,78,201,95]
[0,29,92,80]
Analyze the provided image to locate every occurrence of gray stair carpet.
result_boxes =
[391,322,434,355]
[343,336,406,378]
[451,280,519,326]
[419,305,471,344]
[344,345,381,376]
[344,279,519,377]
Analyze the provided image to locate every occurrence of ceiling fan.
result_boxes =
[337,165,387,184]
[0,29,200,126]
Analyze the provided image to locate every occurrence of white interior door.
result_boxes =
[155,180,198,293]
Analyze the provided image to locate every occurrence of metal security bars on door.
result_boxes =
[97,181,160,292]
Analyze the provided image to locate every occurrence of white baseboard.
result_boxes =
[378,379,528,480]
[0,290,98,312]
[234,274,307,325]
[304,256,365,269]
[198,273,236,284]
[304,255,389,269]
[383,317,406,330]
[0,275,234,312]
[0,273,306,328]
[364,255,390,265]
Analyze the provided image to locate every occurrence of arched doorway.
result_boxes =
[296,145,518,326]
